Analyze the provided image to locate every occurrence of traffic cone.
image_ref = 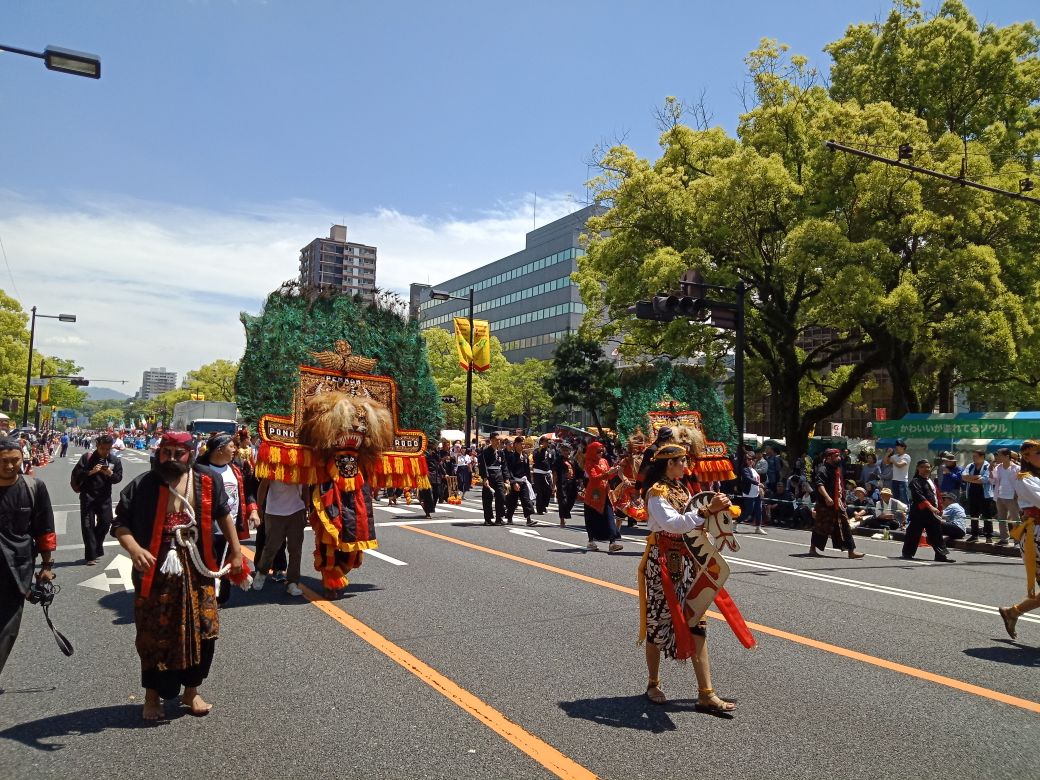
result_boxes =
[920,531,930,548]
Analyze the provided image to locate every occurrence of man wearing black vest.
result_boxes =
[531,436,555,515]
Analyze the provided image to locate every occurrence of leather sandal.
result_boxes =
[696,687,736,714]
[645,678,666,705]
[999,607,1018,640]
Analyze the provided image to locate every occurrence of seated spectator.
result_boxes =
[862,486,906,530]
[863,480,881,503]
[847,486,873,527]
[771,482,795,527]
[940,492,968,543]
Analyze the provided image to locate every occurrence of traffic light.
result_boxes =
[68,377,89,386]
[629,294,709,322]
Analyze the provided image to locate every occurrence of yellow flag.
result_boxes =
[471,320,491,372]
[40,385,50,403]
[453,317,473,370]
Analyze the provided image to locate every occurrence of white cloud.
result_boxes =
[0,190,580,391]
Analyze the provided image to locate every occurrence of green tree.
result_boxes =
[90,407,127,430]
[421,326,508,430]
[0,290,29,405]
[184,359,239,402]
[544,334,618,435]
[578,8,1039,459]
[493,359,554,431]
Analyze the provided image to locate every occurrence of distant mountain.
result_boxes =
[84,386,130,402]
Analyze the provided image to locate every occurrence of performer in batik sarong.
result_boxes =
[638,444,741,713]
[113,431,246,721]
[999,439,1040,639]
[810,448,864,559]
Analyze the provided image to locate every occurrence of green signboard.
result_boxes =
[873,416,1040,440]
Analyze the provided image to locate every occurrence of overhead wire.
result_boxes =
[0,234,20,298]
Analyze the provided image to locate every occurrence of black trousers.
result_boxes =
[902,512,950,559]
[80,499,113,561]
[0,580,25,680]
[557,482,577,520]
[418,488,436,516]
[506,482,534,521]
[254,523,288,574]
[966,491,995,537]
[533,474,553,514]
[457,466,472,495]
[482,474,507,521]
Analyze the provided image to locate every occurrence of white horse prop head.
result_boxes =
[685,491,741,552]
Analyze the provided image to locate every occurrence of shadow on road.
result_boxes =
[0,704,170,751]
[559,693,732,732]
[963,640,1040,667]
[98,590,135,625]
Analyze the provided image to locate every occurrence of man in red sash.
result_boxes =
[113,432,242,721]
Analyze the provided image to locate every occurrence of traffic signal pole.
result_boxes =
[734,283,745,450]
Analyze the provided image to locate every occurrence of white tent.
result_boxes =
[439,429,465,442]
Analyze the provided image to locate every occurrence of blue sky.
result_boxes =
[0,0,1035,385]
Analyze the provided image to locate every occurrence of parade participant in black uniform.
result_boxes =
[70,433,124,565]
[478,433,511,525]
[0,437,56,682]
[901,460,955,562]
[531,436,555,515]
[418,446,444,518]
[504,436,536,526]
[553,442,578,526]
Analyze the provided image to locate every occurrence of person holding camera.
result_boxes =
[71,433,124,566]
[0,437,57,682]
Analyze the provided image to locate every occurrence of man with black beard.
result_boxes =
[113,431,243,721]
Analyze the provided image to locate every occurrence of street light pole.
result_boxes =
[21,306,37,427]
[21,309,77,428]
[734,283,746,449]
[465,287,475,448]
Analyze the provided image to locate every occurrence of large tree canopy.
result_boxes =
[576,1,1040,458]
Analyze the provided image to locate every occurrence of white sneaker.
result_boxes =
[586,541,599,551]
[286,582,304,597]
[251,572,267,591]
[608,542,623,553]
[754,527,767,535]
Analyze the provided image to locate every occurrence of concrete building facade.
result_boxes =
[140,367,177,400]
[411,205,601,362]
[299,224,377,301]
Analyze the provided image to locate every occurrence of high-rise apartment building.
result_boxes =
[140,367,177,400]
[299,224,378,301]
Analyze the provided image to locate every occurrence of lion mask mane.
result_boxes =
[298,391,394,474]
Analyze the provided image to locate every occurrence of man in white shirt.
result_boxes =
[863,486,906,530]
[991,447,1020,547]
[884,440,912,505]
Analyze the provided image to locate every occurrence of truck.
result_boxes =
[171,400,238,436]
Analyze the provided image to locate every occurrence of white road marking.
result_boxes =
[527,520,1038,626]
[52,510,68,536]
[78,554,135,592]
[378,518,484,527]
[735,533,932,565]
[508,526,588,550]
[365,549,408,566]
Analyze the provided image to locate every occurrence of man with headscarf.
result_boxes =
[810,448,865,559]
[113,431,245,721]
[0,437,56,683]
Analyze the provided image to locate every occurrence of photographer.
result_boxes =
[0,437,57,682]
[71,433,123,565]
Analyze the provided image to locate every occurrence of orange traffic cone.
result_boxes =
[919,531,930,548]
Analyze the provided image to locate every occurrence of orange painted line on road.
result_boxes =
[240,547,597,780]
[404,525,1040,716]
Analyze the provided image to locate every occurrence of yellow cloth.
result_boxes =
[1009,516,1036,598]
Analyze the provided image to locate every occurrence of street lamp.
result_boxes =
[430,287,475,446]
[22,307,77,427]
[0,43,101,78]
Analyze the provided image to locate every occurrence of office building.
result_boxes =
[140,367,177,400]
[411,205,601,361]
[299,224,378,301]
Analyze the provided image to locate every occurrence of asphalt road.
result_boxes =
[1,449,1037,780]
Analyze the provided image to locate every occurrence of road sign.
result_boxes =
[29,378,49,387]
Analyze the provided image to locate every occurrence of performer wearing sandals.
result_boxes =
[999,439,1040,640]
[638,443,736,714]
